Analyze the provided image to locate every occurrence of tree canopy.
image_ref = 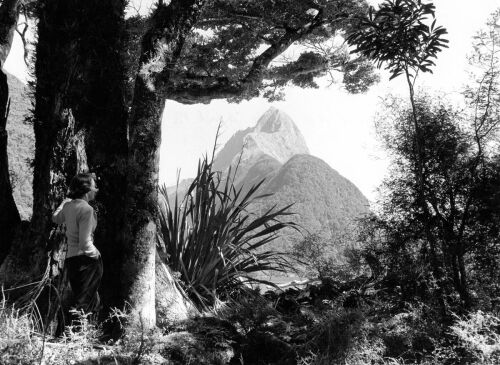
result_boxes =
[127,0,379,104]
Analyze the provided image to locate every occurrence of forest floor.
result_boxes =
[2,277,500,364]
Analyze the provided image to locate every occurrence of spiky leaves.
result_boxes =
[158,156,297,309]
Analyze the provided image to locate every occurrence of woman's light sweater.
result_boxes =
[52,198,99,258]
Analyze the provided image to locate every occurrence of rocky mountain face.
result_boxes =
[5,73,33,220]
[169,107,370,265]
[212,107,309,186]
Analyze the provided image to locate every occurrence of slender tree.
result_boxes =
[347,0,450,310]
[357,7,500,310]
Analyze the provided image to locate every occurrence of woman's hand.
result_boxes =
[53,198,72,224]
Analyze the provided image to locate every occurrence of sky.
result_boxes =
[4,0,500,202]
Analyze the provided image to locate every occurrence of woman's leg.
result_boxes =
[66,255,103,314]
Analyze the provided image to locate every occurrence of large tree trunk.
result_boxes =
[1,0,124,289]
[71,0,130,315]
[123,79,163,329]
[123,0,205,329]
[21,0,84,281]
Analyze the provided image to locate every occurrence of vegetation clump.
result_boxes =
[158,149,297,309]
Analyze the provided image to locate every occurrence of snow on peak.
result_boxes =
[213,107,309,173]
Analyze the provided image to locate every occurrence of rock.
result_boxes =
[240,329,295,365]
[156,255,199,326]
[158,317,241,365]
[213,107,309,183]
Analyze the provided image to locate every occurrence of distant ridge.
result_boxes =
[258,154,368,236]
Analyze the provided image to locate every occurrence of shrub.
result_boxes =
[0,300,114,364]
[449,311,500,363]
[291,228,364,281]
[158,153,297,309]
[299,308,391,365]
[0,299,40,364]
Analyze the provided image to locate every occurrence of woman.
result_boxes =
[52,173,103,316]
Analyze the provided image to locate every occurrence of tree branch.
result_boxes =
[165,8,327,103]
[0,0,21,65]
[137,0,208,93]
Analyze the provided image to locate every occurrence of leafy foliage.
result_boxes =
[167,0,380,102]
[157,152,298,309]
[291,228,365,281]
[360,8,500,313]
[463,9,500,155]
[346,0,448,80]
[363,93,500,310]
[346,5,500,318]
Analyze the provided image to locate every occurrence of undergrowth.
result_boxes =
[0,299,164,364]
[3,284,500,364]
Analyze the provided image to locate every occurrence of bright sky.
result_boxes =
[4,0,500,202]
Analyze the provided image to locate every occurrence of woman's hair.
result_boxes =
[68,173,94,199]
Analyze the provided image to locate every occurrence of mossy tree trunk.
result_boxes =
[122,0,206,328]
[18,0,89,281]
[70,0,130,314]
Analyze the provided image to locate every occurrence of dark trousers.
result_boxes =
[66,255,103,316]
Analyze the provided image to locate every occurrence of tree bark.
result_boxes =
[73,0,130,315]
[123,80,162,328]
[22,0,84,281]
[1,0,125,287]
[457,249,471,307]
[123,0,206,328]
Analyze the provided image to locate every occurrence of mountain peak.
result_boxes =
[254,107,298,134]
[213,107,309,175]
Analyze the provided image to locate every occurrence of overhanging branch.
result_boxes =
[165,7,327,103]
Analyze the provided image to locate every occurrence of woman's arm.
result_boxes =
[52,198,72,224]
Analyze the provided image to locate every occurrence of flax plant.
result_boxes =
[158,154,297,309]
